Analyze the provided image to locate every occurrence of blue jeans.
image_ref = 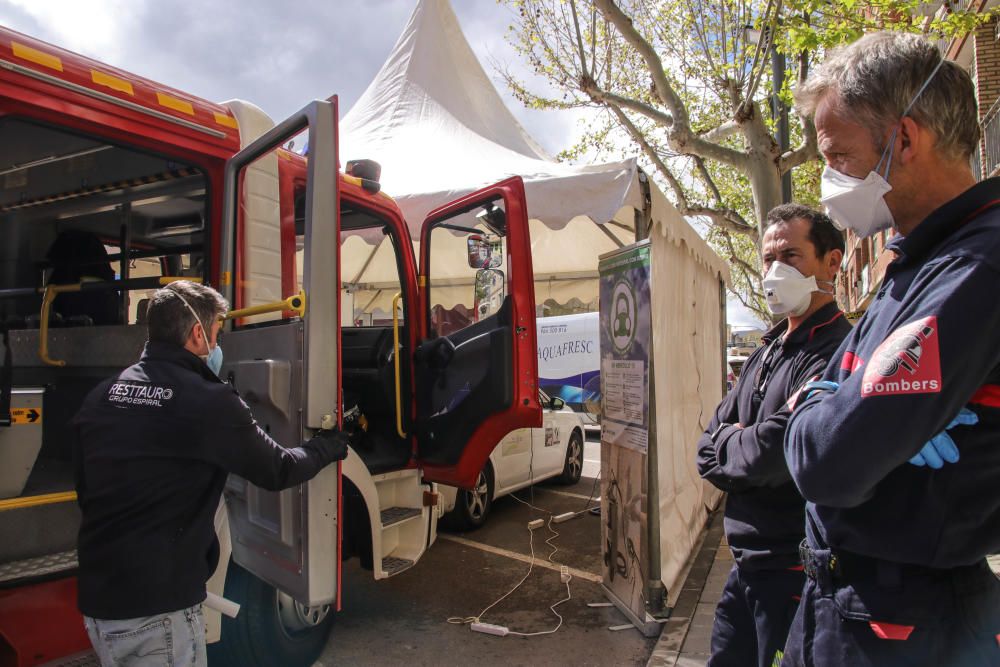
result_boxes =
[84,604,206,667]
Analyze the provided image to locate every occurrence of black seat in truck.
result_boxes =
[45,230,119,326]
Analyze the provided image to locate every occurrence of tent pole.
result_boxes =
[593,220,626,249]
[634,169,653,242]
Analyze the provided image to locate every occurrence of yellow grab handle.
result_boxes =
[0,491,77,513]
[392,292,406,439]
[39,284,80,367]
[224,290,306,321]
[159,277,202,285]
[37,276,200,367]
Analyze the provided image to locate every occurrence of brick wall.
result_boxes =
[974,16,1000,174]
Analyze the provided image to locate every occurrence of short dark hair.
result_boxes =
[146,281,228,346]
[765,204,845,258]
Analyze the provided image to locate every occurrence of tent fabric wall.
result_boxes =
[649,197,727,603]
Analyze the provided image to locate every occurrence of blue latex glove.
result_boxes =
[909,408,979,469]
[802,380,839,401]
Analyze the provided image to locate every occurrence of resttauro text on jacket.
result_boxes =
[105,381,176,407]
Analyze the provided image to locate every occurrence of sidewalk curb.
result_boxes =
[646,509,726,667]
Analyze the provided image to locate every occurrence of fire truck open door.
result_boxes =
[218,99,342,607]
[415,176,541,490]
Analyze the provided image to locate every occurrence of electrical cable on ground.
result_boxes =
[448,437,590,638]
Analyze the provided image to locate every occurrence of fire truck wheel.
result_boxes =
[445,464,494,531]
[207,562,334,667]
[558,431,584,485]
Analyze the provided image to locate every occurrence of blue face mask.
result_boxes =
[174,291,224,377]
[206,344,224,377]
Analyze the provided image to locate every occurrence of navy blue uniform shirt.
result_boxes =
[72,341,345,619]
[786,177,1000,568]
[698,301,851,570]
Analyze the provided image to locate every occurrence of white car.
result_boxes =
[439,390,586,529]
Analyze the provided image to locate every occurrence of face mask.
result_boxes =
[206,344,224,377]
[820,165,894,238]
[820,56,946,238]
[174,292,223,377]
[763,261,831,317]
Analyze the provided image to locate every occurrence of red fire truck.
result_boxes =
[0,26,540,666]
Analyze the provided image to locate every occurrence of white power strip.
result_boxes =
[471,622,510,637]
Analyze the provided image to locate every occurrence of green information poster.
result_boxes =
[599,243,651,453]
[598,241,656,633]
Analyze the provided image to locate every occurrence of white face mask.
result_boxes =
[819,56,946,239]
[820,165,894,239]
[763,261,831,317]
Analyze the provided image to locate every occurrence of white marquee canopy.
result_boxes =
[338,0,727,316]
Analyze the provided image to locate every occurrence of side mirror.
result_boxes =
[476,203,507,237]
[550,396,566,411]
[467,235,502,269]
[473,268,505,321]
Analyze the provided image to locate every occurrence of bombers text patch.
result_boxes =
[862,316,942,397]
[105,381,176,407]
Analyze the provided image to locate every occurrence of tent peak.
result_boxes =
[342,0,550,162]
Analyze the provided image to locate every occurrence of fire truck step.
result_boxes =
[380,506,422,528]
[39,649,100,667]
[381,555,415,576]
[0,549,77,584]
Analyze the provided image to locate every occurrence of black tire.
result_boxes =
[445,464,494,530]
[207,562,334,667]
[558,431,584,485]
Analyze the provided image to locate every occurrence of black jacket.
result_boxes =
[787,178,1000,568]
[72,341,346,619]
[697,302,851,570]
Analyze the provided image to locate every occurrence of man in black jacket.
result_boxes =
[784,32,1000,667]
[696,204,851,667]
[73,280,351,666]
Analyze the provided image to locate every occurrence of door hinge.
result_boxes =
[423,490,439,507]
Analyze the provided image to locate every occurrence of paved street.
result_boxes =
[316,469,661,666]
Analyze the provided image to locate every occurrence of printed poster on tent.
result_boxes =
[599,243,651,454]
[598,241,652,627]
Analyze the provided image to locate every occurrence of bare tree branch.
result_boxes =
[780,40,819,172]
[569,0,589,77]
[780,116,818,172]
[580,80,675,126]
[693,156,723,205]
[593,0,750,169]
[700,120,741,144]
[606,105,689,206]
[739,0,776,116]
[687,205,761,239]
[607,104,760,241]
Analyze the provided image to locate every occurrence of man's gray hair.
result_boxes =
[146,281,229,347]
[796,31,979,161]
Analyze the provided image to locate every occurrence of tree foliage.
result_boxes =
[502,0,990,321]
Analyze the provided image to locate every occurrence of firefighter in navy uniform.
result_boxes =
[784,32,1000,666]
[697,204,851,667]
[72,281,352,667]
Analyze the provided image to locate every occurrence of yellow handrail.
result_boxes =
[223,290,306,321]
[392,292,406,439]
[38,276,201,367]
[39,284,77,366]
[0,491,77,513]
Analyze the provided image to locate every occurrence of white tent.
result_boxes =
[340,0,730,602]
